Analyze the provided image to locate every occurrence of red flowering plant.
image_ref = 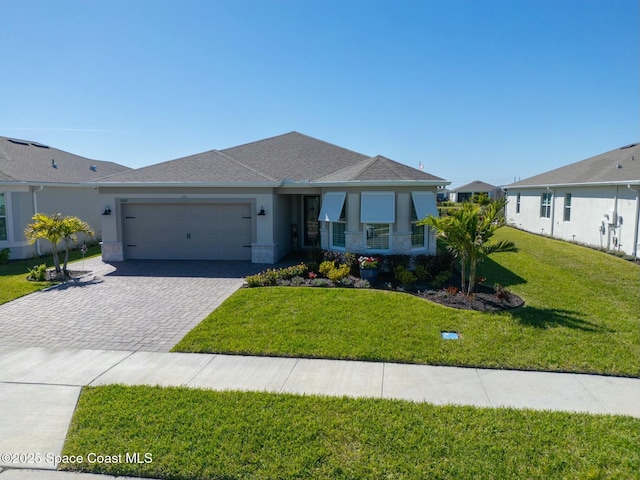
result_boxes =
[358,256,380,269]
[308,271,317,279]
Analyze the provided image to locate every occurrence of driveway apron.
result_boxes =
[0,258,261,352]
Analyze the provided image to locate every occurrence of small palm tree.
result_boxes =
[59,216,94,274]
[25,213,94,277]
[420,198,516,294]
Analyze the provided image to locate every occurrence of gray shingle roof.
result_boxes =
[453,180,497,192]
[220,132,372,181]
[0,136,130,183]
[98,150,276,183]
[506,143,640,188]
[100,132,446,185]
[316,155,445,182]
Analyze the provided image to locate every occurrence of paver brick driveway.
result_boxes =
[0,258,271,352]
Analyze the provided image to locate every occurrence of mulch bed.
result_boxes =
[418,289,524,312]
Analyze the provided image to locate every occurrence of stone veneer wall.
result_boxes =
[100,242,124,262]
[251,243,277,264]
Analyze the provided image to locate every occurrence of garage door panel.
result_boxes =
[123,203,252,260]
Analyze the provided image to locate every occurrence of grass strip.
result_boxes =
[61,385,640,480]
[0,245,101,305]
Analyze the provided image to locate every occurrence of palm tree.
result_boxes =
[59,216,94,274]
[420,198,516,294]
[25,213,94,277]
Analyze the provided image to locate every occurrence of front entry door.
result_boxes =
[303,196,320,247]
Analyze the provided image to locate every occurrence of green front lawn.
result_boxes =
[0,245,101,305]
[174,228,640,377]
[61,385,640,480]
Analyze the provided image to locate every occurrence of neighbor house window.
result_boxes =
[563,193,572,221]
[540,193,552,218]
[318,192,347,249]
[0,193,6,241]
[516,193,521,214]
[366,224,390,250]
[411,191,437,249]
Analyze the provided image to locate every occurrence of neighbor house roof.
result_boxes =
[453,180,497,193]
[0,136,130,184]
[506,143,640,188]
[99,132,447,186]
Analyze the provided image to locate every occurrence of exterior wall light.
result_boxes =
[102,206,112,215]
[257,206,266,216]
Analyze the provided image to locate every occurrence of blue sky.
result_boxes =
[1,0,637,189]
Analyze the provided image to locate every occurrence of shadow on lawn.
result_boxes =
[477,257,526,288]
[510,305,610,332]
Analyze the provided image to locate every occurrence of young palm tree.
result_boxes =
[420,198,516,294]
[24,213,94,277]
[59,216,94,274]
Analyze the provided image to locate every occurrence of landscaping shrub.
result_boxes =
[319,261,335,277]
[415,264,428,281]
[0,248,9,264]
[326,264,350,282]
[394,265,417,285]
[381,254,411,273]
[27,263,47,282]
[245,263,308,287]
[431,270,452,289]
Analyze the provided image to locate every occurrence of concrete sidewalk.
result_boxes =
[1,345,639,478]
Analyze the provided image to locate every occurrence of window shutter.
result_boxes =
[318,192,346,222]
[361,192,395,223]
[411,191,438,220]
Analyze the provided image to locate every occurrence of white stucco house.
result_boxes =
[0,136,130,259]
[97,132,449,263]
[504,142,640,257]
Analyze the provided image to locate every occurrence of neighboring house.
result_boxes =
[97,132,449,263]
[0,136,131,259]
[504,142,640,257]
[436,186,451,203]
[451,180,502,203]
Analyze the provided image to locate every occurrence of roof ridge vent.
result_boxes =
[620,143,637,149]
[8,138,29,146]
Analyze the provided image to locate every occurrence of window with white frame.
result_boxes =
[361,192,395,251]
[366,223,390,250]
[331,202,347,248]
[0,193,6,241]
[540,192,552,218]
[318,192,347,249]
[563,193,571,221]
[411,191,437,249]
[516,193,521,214]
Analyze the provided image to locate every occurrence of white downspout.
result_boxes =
[32,185,43,255]
[629,184,640,258]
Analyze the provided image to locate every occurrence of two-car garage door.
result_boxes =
[123,203,252,260]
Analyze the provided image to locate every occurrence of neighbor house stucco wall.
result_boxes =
[506,185,640,255]
[0,185,102,259]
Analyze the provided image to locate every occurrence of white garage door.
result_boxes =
[123,203,252,260]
